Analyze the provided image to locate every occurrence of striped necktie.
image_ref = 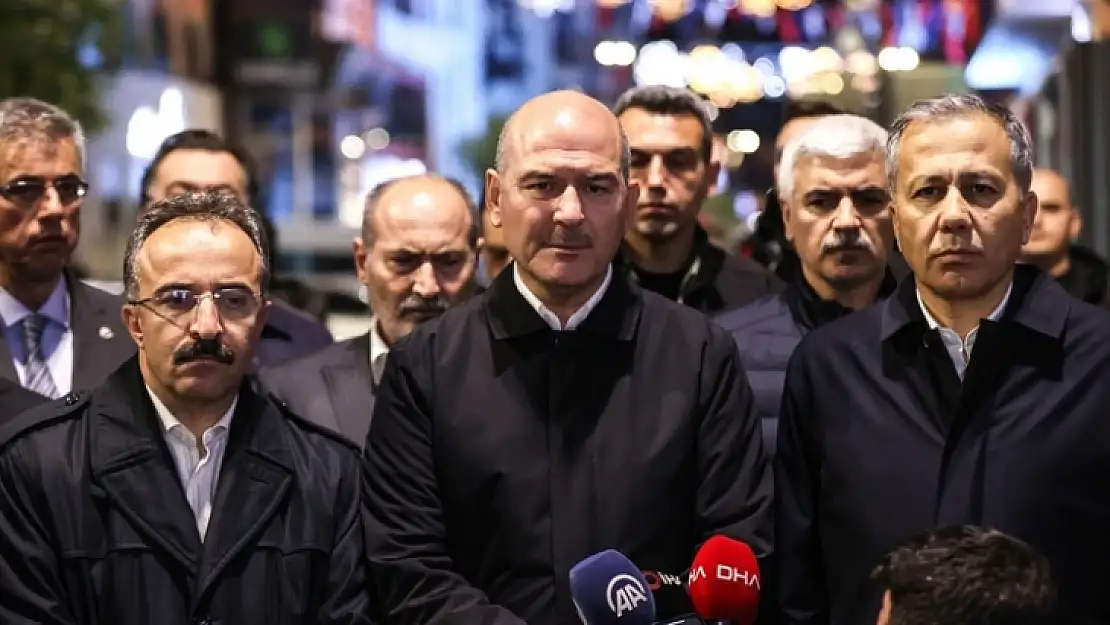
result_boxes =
[21,314,59,399]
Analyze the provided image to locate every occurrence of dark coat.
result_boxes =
[254,299,334,368]
[363,267,773,625]
[0,275,134,396]
[0,358,372,625]
[1058,245,1110,306]
[259,334,374,447]
[0,376,46,426]
[775,265,1110,625]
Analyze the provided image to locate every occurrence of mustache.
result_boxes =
[173,338,235,365]
[398,295,448,317]
[821,229,875,253]
[546,228,592,248]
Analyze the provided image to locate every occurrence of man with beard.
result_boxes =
[0,98,133,398]
[614,85,781,314]
[716,114,896,454]
[1019,167,1110,306]
[0,190,371,624]
[261,174,479,446]
[776,94,1110,625]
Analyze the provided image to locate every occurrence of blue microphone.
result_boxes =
[569,549,657,624]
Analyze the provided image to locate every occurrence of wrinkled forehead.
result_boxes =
[0,136,81,177]
[139,219,263,289]
[794,152,887,191]
[896,115,1013,180]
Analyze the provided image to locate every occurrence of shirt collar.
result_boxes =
[0,274,71,329]
[916,281,1013,331]
[512,263,613,331]
[369,316,391,384]
[147,386,237,436]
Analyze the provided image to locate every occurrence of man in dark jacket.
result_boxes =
[0,191,370,624]
[140,129,333,366]
[716,114,896,455]
[612,85,782,313]
[776,94,1110,625]
[364,90,772,625]
[0,376,45,425]
[1020,167,1110,305]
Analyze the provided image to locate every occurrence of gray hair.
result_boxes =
[0,98,86,168]
[612,85,714,161]
[123,189,271,299]
[361,174,479,249]
[494,115,632,183]
[887,93,1034,194]
[777,114,889,199]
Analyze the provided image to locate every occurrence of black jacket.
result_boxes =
[0,377,46,426]
[1058,245,1110,306]
[775,265,1110,625]
[364,266,773,625]
[0,358,372,625]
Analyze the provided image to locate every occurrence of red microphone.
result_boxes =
[686,535,761,625]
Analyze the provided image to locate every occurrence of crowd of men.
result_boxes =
[0,83,1105,625]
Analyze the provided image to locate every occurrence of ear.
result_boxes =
[121,304,143,349]
[485,168,503,228]
[1069,207,1083,241]
[624,180,641,230]
[1021,190,1039,245]
[780,197,795,243]
[889,201,902,251]
[353,237,370,286]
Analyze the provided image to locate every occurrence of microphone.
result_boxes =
[570,549,657,624]
[687,536,762,625]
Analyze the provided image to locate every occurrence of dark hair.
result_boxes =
[362,174,480,250]
[124,189,271,299]
[138,129,260,206]
[782,100,847,125]
[871,525,1056,625]
[612,85,713,161]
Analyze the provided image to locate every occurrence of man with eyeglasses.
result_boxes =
[0,97,134,401]
[0,189,372,624]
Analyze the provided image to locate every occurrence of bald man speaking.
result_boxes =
[363,90,772,624]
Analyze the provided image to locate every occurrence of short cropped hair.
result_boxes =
[872,525,1056,625]
[777,114,888,198]
[0,98,86,167]
[138,129,260,206]
[782,100,847,126]
[362,174,480,250]
[124,189,271,299]
[887,93,1034,195]
[612,85,714,161]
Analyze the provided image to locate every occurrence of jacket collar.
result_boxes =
[787,268,898,332]
[484,261,641,341]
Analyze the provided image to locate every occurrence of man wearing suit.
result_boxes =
[140,129,334,367]
[0,377,45,425]
[0,98,134,399]
[261,174,479,446]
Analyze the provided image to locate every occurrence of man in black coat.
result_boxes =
[364,90,772,625]
[612,85,782,314]
[776,94,1110,625]
[0,376,45,425]
[0,191,370,624]
[261,173,480,446]
[0,98,135,398]
[716,113,897,455]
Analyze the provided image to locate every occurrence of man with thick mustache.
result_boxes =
[775,94,1110,625]
[261,173,479,447]
[716,114,896,455]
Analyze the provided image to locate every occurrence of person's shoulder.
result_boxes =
[268,393,362,458]
[0,390,90,455]
[1063,294,1110,343]
[795,301,884,359]
[71,278,125,303]
[713,292,789,333]
[638,288,736,349]
[261,336,357,381]
[390,294,486,358]
[268,299,333,339]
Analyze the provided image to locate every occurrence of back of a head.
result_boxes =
[872,525,1056,625]
[776,114,888,199]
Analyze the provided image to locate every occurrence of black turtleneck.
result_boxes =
[784,270,898,333]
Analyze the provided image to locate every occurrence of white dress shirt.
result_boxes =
[148,388,237,541]
[513,263,613,331]
[369,316,391,385]
[0,276,73,395]
[916,282,1013,379]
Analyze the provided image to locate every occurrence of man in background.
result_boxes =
[614,85,781,314]
[478,186,512,285]
[262,174,479,446]
[140,130,333,366]
[1020,167,1110,305]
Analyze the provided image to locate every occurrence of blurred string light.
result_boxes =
[595,40,638,66]
[726,129,760,154]
[651,0,693,22]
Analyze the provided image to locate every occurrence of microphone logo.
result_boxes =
[689,565,761,589]
[605,573,649,617]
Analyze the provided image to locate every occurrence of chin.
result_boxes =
[173,378,238,402]
[635,221,677,241]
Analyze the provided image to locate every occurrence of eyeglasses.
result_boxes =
[129,287,263,322]
[0,175,89,208]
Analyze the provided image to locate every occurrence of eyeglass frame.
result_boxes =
[127,286,266,324]
[0,174,89,209]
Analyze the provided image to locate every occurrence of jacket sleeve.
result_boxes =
[695,327,774,563]
[319,448,376,624]
[0,440,78,625]
[362,341,527,625]
[774,344,827,625]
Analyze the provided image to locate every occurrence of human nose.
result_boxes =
[187,294,224,338]
[554,186,585,226]
[831,196,862,230]
[411,261,441,298]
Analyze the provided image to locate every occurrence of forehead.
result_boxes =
[138,219,261,287]
[897,113,1012,181]
[776,117,821,151]
[1,137,81,178]
[619,108,704,149]
[154,149,247,189]
[512,115,622,175]
[373,182,472,249]
[1031,171,1068,201]
[794,152,886,191]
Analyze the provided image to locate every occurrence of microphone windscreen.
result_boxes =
[687,536,761,625]
[570,550,657,625]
